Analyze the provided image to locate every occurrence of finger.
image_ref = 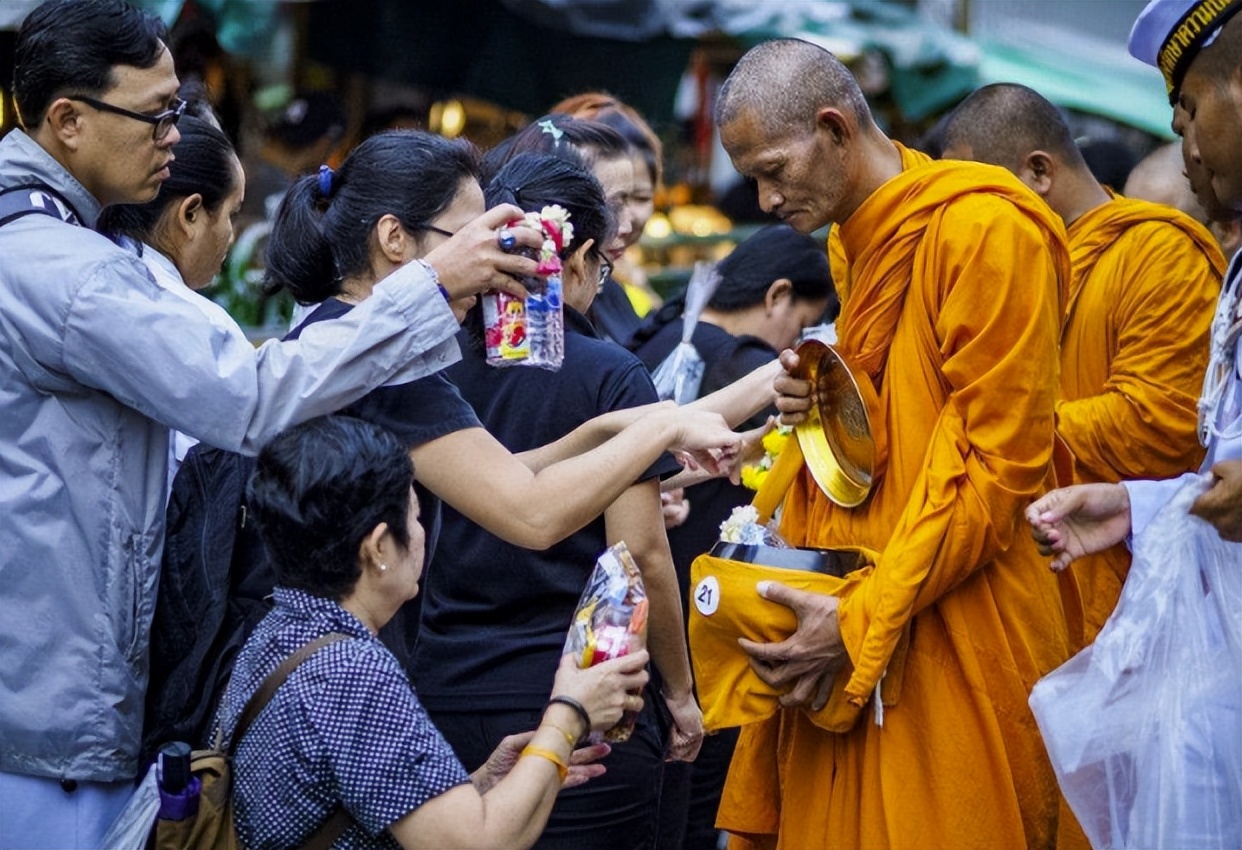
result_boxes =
[476,203,530,229]
[747,656,793,689]
[567,741,611,766]
[755,579,817,613]
[778,349,801,372]
[737,635,795,663]
[598,649,649,674]
[502,730,535,749]
[778,672,819,708]
[562,764,606,789]
[811,671,834,712]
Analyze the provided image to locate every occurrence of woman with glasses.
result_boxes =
[482,114,644,345]
[261,130,743,674]
[412,151,702,850]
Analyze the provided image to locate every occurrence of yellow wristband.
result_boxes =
[543,722,578,749]
[521,744,568,784]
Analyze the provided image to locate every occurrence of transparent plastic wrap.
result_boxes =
[1029,474,1242,850]
[651,261,722,404]
[483,206,571,371]
[99,764,159,850]
[563,542,649,743]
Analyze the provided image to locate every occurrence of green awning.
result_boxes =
[975,33,1175,139]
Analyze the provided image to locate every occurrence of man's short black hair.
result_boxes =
[13,0,167,128]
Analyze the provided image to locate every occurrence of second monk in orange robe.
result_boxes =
[942,83,1225,647]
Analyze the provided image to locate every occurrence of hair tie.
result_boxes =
[537,119,564,143]
[317,164,335,198]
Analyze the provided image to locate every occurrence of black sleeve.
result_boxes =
[344,373,481,449]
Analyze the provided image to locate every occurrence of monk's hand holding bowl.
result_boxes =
[1025,483,1132,571]
[773,349,815,426]
[737,580,848,711]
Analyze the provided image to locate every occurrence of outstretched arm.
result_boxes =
[412,407,740,550]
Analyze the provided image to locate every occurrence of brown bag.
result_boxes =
[152,633,353,850]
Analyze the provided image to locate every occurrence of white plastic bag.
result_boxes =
[99,762,160,850]
[651,261,721,404]
[1029,474,1241,849]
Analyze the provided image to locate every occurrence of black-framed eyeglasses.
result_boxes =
[597,256,614,289]
[417,224,456,239]
[67,95,186,141]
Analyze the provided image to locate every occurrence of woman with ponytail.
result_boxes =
[414,151,702,849]
[259,131,742,673]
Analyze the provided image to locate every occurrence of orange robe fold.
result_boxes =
[720,144,1075,850]
[1058,195,1223,645]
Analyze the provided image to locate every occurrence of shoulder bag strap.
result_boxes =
[228,631,351,756]
[0,182,83,227]
[228,631,356,850]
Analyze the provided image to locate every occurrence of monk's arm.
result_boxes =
[835,200,1063,698]
[1056,226,1219,481]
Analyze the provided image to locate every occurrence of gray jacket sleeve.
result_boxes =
[59,254,461,454]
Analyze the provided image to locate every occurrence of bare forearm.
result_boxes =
[516,404,668,472]
[688,359,781,428]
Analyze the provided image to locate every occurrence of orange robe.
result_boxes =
[1058,195,1223,645]
[719,144,1075,850]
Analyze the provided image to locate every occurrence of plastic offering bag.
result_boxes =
[99,763,160,850]
[1029,474,1242,850]
[483,206,571,371]
[651,261,721,404]
[563,542,649,742]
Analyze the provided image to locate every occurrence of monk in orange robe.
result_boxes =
[714,39,1076,849]
[941,84,1225,647]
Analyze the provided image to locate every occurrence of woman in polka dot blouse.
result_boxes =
[217,415,649,850]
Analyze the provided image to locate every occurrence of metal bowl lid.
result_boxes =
[792,339,881,508]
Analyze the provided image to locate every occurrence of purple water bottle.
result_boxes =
[157,741,201,821]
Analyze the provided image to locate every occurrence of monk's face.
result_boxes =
[720,107,850,231]
[1173,57,1242,214]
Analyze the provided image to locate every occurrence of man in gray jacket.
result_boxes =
[0,2,542,846]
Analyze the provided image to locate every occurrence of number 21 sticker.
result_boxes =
[694,575,720,616]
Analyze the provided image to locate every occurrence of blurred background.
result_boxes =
[0,0,1169,331]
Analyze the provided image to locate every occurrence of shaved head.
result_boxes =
[1124,142,1209,224]
[942,83,1084,172]
[716,38,872,135]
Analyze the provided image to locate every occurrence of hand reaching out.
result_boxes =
[1025,483,1132,571]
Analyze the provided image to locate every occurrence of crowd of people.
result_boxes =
[0,0,1238,848]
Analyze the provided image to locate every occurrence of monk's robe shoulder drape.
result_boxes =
[720,144,1075,850]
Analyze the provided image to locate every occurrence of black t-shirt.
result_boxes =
[587,275,643,347]
[632,319,778,607]
[412,307,680,712]
[287,298,481,669]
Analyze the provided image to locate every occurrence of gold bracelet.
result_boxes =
[542,722,578,749]
[521,744,568,784]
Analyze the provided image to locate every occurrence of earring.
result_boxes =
[379,563,389,572]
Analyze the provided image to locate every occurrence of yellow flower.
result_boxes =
[761,425,792,457]
[740,465,768,491]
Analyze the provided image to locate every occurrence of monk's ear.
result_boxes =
[815,106,852,146]
[1017,151,1055,197]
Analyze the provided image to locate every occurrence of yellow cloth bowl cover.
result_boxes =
[689,553,873,733]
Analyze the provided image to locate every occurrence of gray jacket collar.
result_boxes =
[0,129,102,229]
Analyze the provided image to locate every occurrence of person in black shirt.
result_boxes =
[414,153,698,850]
[263,131,746,672]
[629,223,837,850]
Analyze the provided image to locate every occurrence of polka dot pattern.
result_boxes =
[218,587,470,849]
